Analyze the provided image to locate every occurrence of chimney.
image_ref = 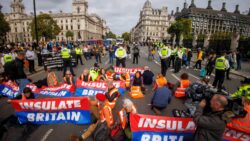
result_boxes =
[49,11,52,14]
[176,7,179,13]
[221,2,227,12]
[60,10,63,13]
[189,0,196,8]
[207,0,213,10]
[234,5,240,14]
[171,10,174,16]
[183,2,187,9]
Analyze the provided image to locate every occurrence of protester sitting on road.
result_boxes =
[14,87,35,100]
[152,73,167,91]
[105,68,115,81]
[132,71,145,93]
[118,99,137,140]
[174,73,191,98]
[142,66,154,85]
[105,80,120,109]
[79,69,90,82]
[97,68,107,81]
[193,94,228,141]
[227,77,250,134]
[119,72,130,89]
[151,78,172,115]
[46,68,58,87]
[64,70,75,86]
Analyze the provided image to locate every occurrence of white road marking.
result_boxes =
[40,129,54,141]
[153,60,160,66]
[171,73,180,81]
[188,73,201,80]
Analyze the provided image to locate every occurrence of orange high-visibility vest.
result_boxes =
[174,80,190,98]
[105,88,119,109]
[64,76,73,85]
[21,94,27,100]
[129,86,144,99]
[105,73,114,81]
[99,105,114,128]
[120,73,130,88]
[227,105,250,134]
[118,106,137,129]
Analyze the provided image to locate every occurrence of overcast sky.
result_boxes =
[1,0,250,35]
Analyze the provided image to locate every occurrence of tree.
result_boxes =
[66,31,74,40]
[106,31,116,39]
[0,11,10,45]
[121,32,130,41]
[30,14,61,41]
[168,18,191,44]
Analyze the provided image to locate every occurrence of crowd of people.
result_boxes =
[0,40,249,141]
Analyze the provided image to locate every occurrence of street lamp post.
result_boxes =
[33,0,39,48]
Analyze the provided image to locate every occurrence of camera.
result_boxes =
[185,83,247,118]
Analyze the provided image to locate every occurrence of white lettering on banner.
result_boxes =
[224,128,250,141]
[1,87,19,97]
[41,84,71,91]
[5,81,19,91]
[40,90,68,97]
[27,111,81,122]
[138,118,195,131]
[141,134,183,141]
[82,89,105,96]
[115,67,144,74]
[19,100,81,111]
[80,82,106,89]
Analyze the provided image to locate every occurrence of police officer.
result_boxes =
[115,45,127,67]
[174,47,183,73]
[212,52,229,91]
[3,53,13,64]
[75,45,83,65]
[158,45,171,76]
[61,46,75,76]
[169,46,177,68]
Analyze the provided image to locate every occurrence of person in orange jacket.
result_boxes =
[118,99,137,140]
[153,73,167,91]
[227,78,250,134]
[105,80,120,109]
[119,72,131,89]
[174,73,191,98]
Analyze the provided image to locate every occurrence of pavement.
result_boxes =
[191,53,250,78]
[0,46,245,141]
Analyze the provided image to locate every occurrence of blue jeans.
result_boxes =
[16,79,30,96]
[109,53,114,64]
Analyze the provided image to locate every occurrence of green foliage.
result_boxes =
[0,12,10,44]
[66,31,74,38]
[168,18,191,41]
[121,32,130,41]
[30,14,61,41]
[210,32,232,40]
[106,31,116,39]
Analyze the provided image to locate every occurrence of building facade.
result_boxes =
[3,0,109,43]
[131,0,174,42]
[175,0,250,37]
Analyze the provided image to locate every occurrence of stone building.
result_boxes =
[3,0,109,43]
[130,0,174,42]
[175,0,250,37]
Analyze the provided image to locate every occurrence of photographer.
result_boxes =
[227,78,250,134]
[193,94,228,141]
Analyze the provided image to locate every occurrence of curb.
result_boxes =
[191,60,247,78]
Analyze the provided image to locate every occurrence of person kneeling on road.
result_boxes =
[193,94,228,141]
[227,77,250,134]
[14,87,35,100]
[174,73,191,98]
[151,78,172,115]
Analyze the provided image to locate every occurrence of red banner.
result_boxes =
[114,66,144,75]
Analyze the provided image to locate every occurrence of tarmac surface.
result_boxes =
[0,46,244,141]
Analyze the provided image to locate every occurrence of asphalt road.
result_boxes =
[0,46,244,141]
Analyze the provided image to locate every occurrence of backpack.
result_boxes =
[182,53,187,61]
[93,122,110,141]
[110,125,126,141]
[185,82,206,101]
[200,68,206,78]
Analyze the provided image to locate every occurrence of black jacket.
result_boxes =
[15,58,27,79]
[193,107,227,141]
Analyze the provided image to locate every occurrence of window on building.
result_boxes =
[71,19,73,22]
[66,20,68,23]
[61,20,63,23]
[61,26,63,30]
[66,25,68,30]
[15,28,17,32]
[77,7,80,13]
[78,25,80,30]
[23,28,25,32]
[71,26,73,30]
